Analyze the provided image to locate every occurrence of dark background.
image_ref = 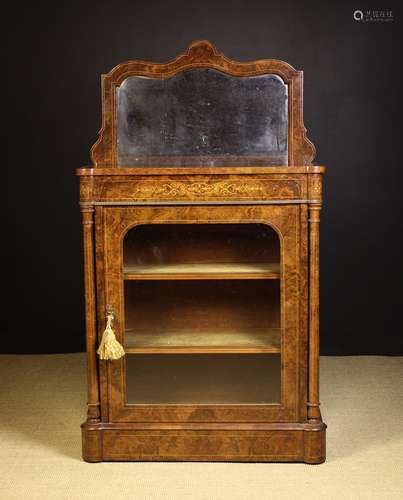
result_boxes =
[5,0,402,354]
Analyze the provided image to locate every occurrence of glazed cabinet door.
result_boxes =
[98,205,306,423]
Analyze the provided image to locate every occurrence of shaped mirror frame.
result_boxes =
[91,40,315,167]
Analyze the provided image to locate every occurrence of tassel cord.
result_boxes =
[97,313,125,360]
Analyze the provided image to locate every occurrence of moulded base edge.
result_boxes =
[81,420,326,464]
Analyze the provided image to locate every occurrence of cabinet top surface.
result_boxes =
[76,166,325,176]
[88,40,318,169]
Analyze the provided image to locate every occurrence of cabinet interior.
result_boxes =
[122,223,281,404]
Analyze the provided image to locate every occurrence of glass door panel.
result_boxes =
[123,223,281,404]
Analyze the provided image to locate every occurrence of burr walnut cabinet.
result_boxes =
[77,40,326,463]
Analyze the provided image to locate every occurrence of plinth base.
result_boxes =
[82,420,326,463]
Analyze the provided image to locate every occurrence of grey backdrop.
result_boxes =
[4,0,402,354]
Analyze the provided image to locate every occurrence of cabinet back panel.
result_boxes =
[124,280,280,335]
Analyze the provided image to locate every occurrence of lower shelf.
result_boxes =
[125,354,281,405]
[124,328,281,353]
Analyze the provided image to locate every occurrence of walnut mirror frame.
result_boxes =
[91,40,316,167]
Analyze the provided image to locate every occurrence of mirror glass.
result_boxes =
[117,68,288,166]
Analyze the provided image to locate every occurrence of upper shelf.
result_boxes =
[124,262,280,280]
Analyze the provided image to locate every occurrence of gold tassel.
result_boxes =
[97,312,125,360]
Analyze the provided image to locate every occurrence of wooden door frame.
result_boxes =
[99,204,305,423]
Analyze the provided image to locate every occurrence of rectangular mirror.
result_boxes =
[117,68,288,167]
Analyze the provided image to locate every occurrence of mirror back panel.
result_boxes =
[117,69,288,167]
[90,40,315,167]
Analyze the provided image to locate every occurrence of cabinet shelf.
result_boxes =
[125,328,281,354]
[123,262,280,280]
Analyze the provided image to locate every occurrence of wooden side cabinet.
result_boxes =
[77,40,326,463]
